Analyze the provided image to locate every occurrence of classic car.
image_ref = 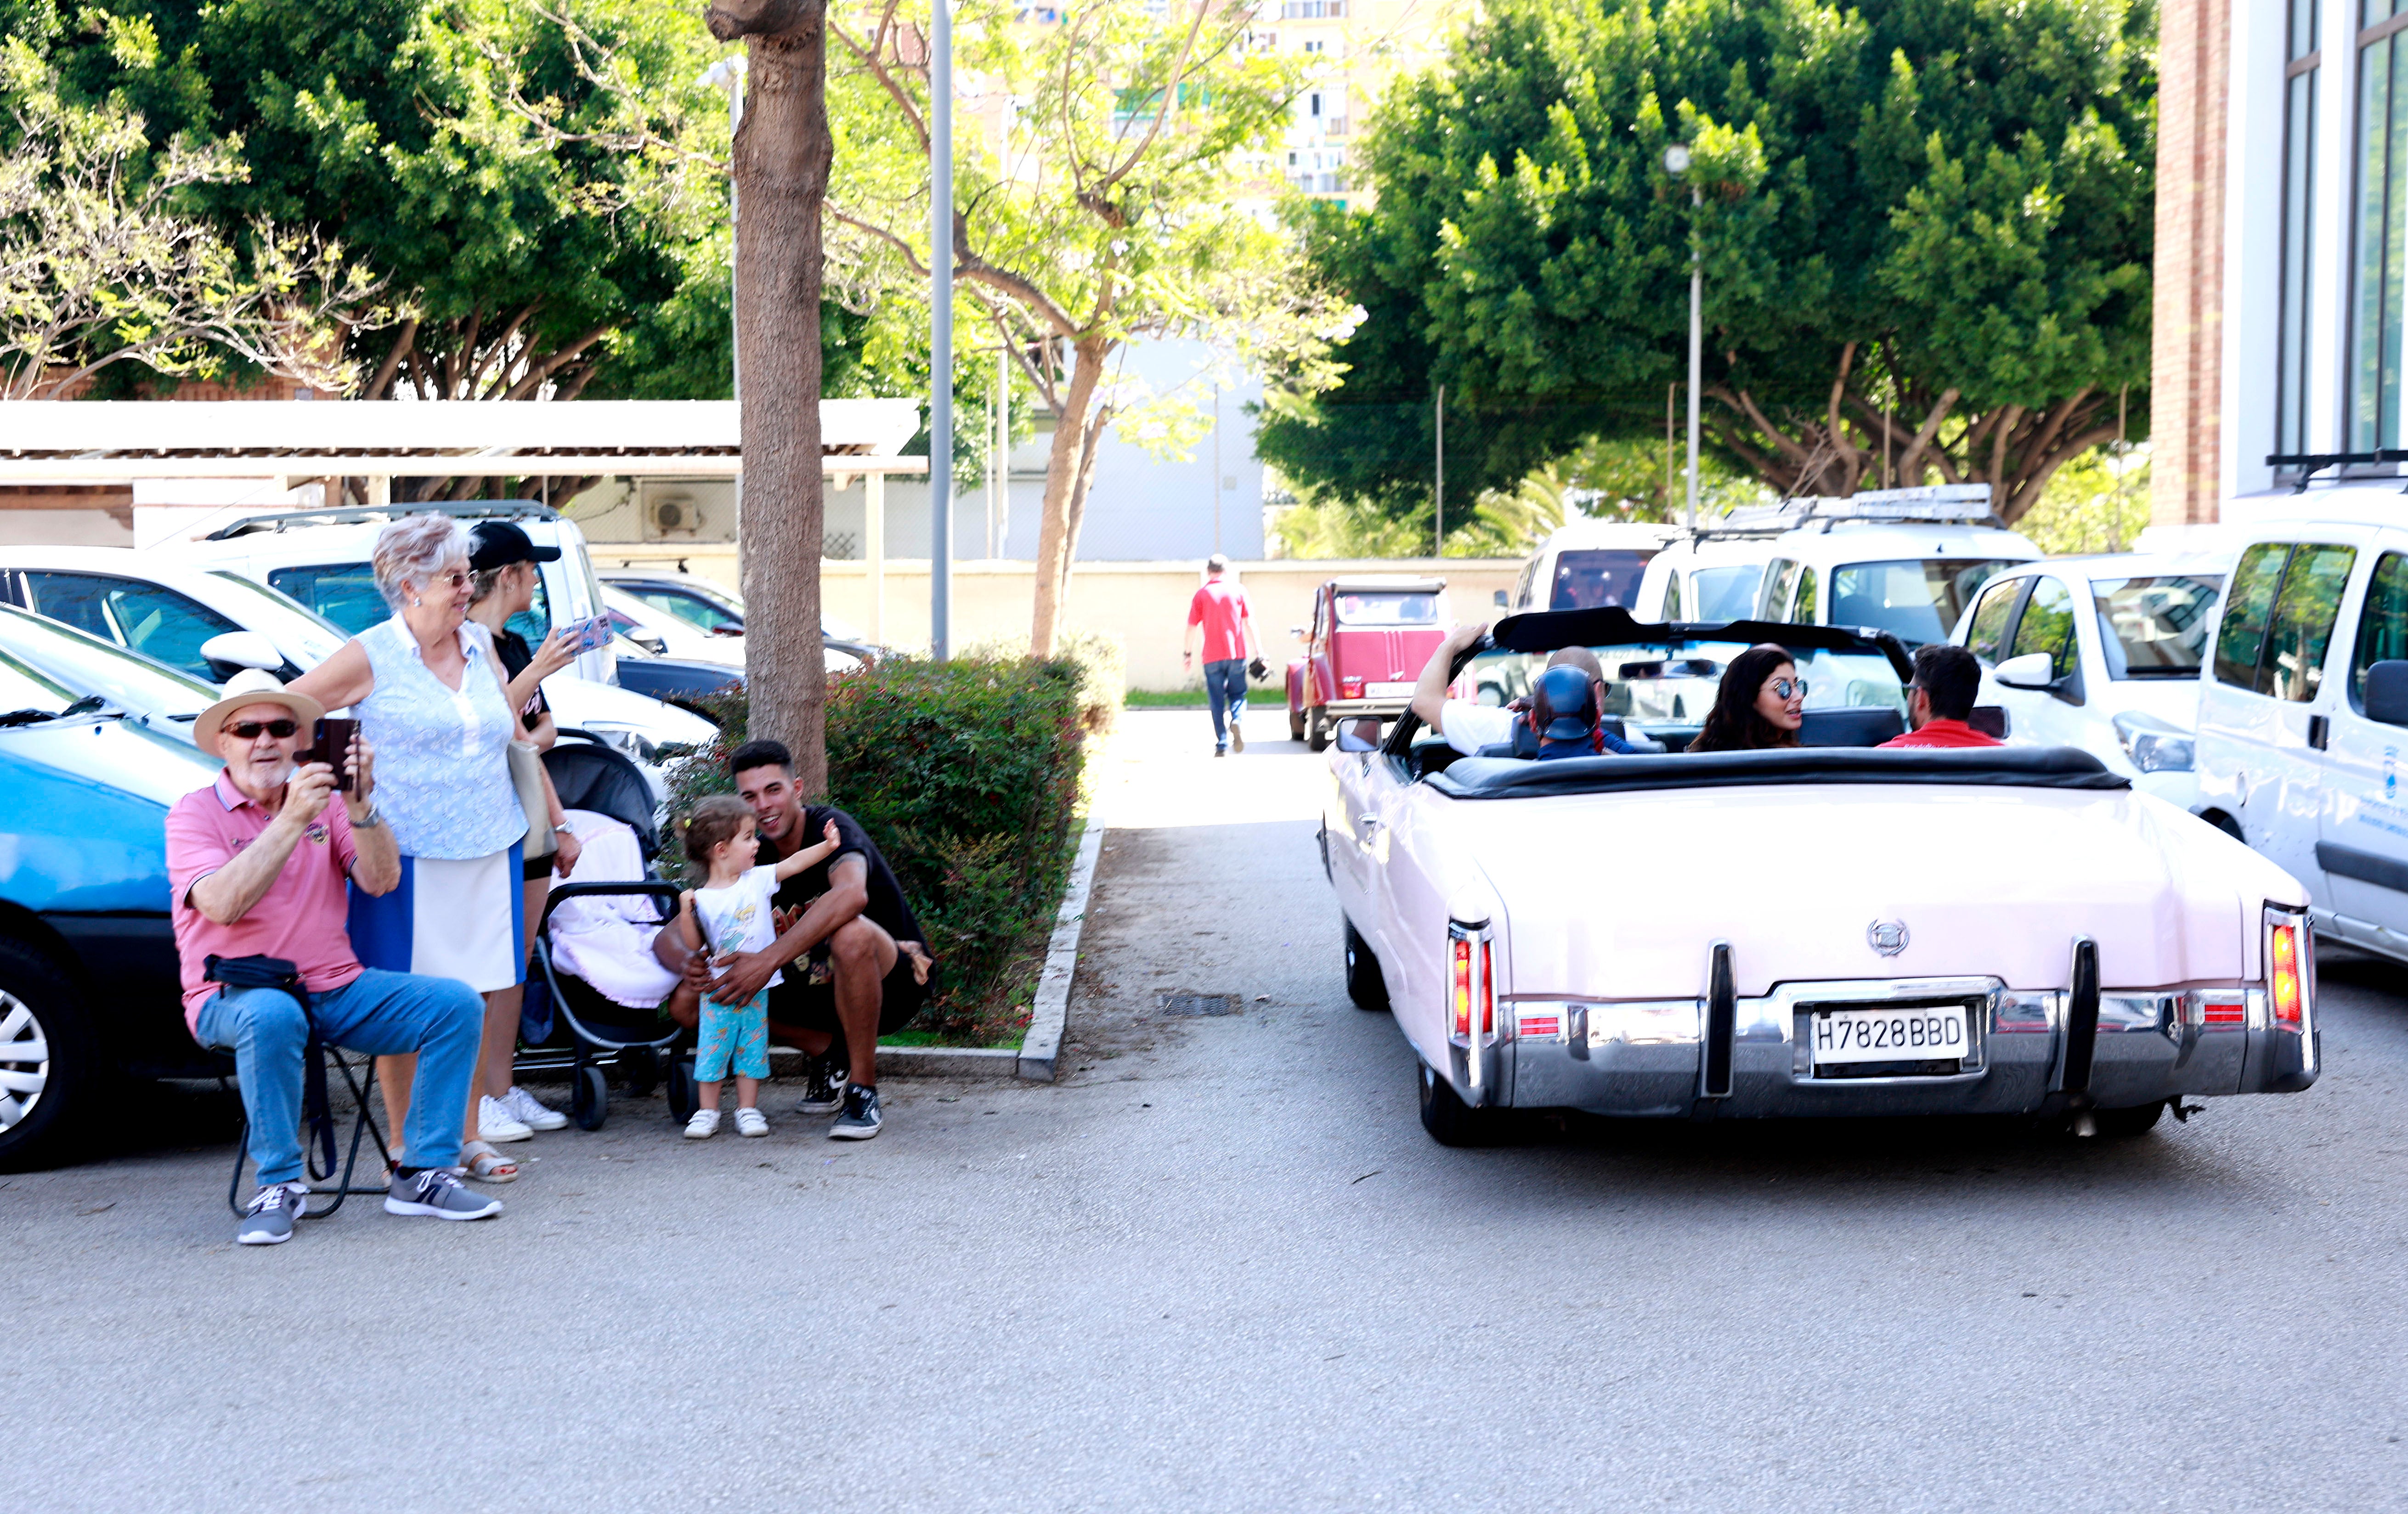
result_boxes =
[1286,575,1450,751]
[1323,608,2319,1146]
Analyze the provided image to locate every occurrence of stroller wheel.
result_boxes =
[667,1057,697,1123]
[571,1065,609,1131]
[621,1045,660,1098]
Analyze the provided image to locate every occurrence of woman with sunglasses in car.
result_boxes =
[1688,644,1807,752]
[290,513,580,1182]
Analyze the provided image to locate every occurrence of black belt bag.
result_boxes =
[205,955,347,1175]
[204,953,305,995]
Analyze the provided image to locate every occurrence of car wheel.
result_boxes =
[1417,1059,1507,1147]
[2089,1100,2165,1139]
[0,940,94,1174]
[2202,809,2245,843]
[1289,705,1305,742]
[1344,918,1388,1011]
[1306,706,1331,752]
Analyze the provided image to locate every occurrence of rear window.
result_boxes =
[268,564,389,636]
[1549,549,1656,610]
[2093,575,2223,678]
[1829,559,2017,646]
[1334,591,1439,626]
[1690,565,1763,621]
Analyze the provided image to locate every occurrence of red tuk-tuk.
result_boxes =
[1285,576,1449,750]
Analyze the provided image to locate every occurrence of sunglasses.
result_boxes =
[1769,678,1809,700]
[226,719,299,740]
[428,570,472,590]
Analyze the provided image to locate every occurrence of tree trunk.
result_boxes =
[710,0,835,794]
[1028,336,1108,658]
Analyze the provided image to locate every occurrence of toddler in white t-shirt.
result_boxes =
[672,795,840,1138]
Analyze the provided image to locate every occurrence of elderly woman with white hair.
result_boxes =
[291,512,581,1184]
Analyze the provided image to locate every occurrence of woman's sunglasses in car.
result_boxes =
[226,719,300,740]
[1769,678,1809,700]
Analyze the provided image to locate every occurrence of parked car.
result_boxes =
[611,651,741,723]
[0,546,348,683]
[2193,496,2408,966]
[1327,608,2316,1146]
[1285,576,1449,750]
[1949,552,2230,811]
[1744,487,2041,646]
[1500,521,1681,614]
[164,504,715,787]
[601,581,745,667]
[0,602,220,743]
[1628,536,1775,623]
[598,567,882,670]
[0,651,226,1169]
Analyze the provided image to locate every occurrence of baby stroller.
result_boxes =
[516,729,701,1129]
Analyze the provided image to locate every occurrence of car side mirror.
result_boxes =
[199,630,283,674]
[1334,716,1382,753]
[631,631,668,657]
[1993,652,2057,691]
[1493,589,1509,607]
[2367,660,2408,725]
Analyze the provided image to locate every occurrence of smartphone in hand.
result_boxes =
[300,717,359,791]
[565,615,615,654]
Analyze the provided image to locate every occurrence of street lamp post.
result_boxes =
[1664,143,1700,530]
[930,0,954,660]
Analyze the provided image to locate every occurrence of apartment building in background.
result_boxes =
[1262,0,1462,204]
[2152,0,2408,523]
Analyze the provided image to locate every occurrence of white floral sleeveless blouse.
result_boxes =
[356,616,526,860]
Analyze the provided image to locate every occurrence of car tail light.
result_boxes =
[1340,675,1365,699]
[2196,992,2247,1028]
[1450,933,1492,1039]
[2266,907,2311,1030]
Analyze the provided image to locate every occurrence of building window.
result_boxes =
[1308,91,1323,117]
[1303,38,1324,51]
[2352,0,2408,449]
[2281,0,2320,460]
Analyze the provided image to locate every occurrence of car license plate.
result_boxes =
[1368,681,1415,697]
[1810,1005,1969,1066]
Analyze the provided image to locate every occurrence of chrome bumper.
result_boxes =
[1482,974,2315,1119]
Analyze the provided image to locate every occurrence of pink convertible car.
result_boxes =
[1323,609,2320,1146]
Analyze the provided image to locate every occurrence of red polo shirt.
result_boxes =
[1187,579,1252,664]
[166,771,363,1035]
[1879,718,2003,750]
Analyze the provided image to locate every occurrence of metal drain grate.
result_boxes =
[1160,992,1240,1017]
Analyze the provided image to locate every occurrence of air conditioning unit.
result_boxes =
[649,494,700,537]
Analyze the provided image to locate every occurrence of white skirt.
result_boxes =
[348,843,524,994]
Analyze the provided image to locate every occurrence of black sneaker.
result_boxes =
[830,1083,883,1140]
[795,1053,847,1116]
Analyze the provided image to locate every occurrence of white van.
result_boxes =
[1741,487,2041,645]
[1948,551,2230,810]
[2193,501,2408,963]
[1499,521,1681,614]
[1629,536,1777,622]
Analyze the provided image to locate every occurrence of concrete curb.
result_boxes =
[814,816,1102,1082]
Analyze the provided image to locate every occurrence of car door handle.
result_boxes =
[1357,813,1381,831]
[2309,714,2330,751]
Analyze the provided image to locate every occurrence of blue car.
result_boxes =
[0,645,222,1169]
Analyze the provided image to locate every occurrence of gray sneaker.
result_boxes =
[237,1181,310,1245]
[830,1082,883,1140]
[385,1166,504,1221]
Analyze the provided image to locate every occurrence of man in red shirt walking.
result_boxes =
[1182,554,1261,756]
[1879,644,2004,749]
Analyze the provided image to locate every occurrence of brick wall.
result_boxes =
[2150,0,2233,526]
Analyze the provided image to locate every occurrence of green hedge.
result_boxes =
[663,656,1087,1043]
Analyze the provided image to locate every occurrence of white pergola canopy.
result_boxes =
[0,399,929,481]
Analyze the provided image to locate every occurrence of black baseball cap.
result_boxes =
[468,520,562,571]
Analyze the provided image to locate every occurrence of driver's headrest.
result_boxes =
[1532,664,1598,741]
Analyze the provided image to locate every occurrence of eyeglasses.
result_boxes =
[1769,678,1809,700]
[226,719,299,740]
[430,570,472,590]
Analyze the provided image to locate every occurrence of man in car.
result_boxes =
[1407,623,1640,757]
[653,740,933,1140]
[169,670,499,1244]
[1879,644,2003,749]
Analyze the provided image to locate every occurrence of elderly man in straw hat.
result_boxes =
[167,669,501,1245]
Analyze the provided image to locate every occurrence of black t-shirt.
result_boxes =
[758,804,923,946]
[491,626,550,726]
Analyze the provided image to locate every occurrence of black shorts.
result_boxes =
[767,954,928,1038]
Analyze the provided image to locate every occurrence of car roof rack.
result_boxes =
[1691,484,2003,537]
[2265,450,2408,493]
[202,500,559,541]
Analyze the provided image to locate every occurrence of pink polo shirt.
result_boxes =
[166,771,364,1036]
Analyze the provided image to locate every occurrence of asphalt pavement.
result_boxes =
[17,706,2408,1512]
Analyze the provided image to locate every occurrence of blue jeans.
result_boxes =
[1204,657,1248,746]
[197,967,486,1185]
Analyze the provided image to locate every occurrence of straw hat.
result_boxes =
[194,669,324,751]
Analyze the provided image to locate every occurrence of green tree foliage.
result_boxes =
[2013,443,2149,555]
[1261,0,2154,528]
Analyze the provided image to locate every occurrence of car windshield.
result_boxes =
[1690,565,1764,621]
[1829,559,2018,646]
[267,562,389,636]
[1334,591,1439,626]
[628,583,742,633]
[1549,549,1656,610]
[203,570,350,663]
[0,644,78,721]
[2093,573,2224,678]
[0,609,216,719]
[1454,637,1905,741]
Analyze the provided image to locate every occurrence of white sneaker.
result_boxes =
[1230,721,1244,753]
[502,1085,570,1132]
[683,1108,721,1139]
[733,1107,769,1137]
[476,1095,534,1144]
